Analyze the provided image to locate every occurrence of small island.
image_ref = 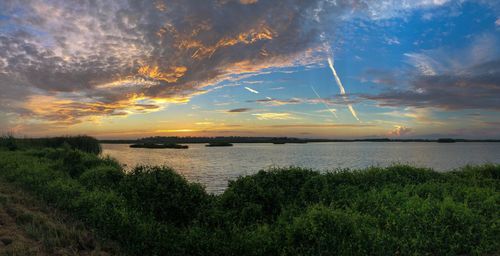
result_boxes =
[130,143,188,149]
[437,138,456,143]
[205,142,233,147]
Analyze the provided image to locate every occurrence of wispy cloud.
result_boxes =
[156,129,198,133]
[244,87,260,94]
[248,98,302,106]
[404,53,439,76]
[385,36,401,45]
[310,85,338,118]
[269,87,285,90]
[195,122,215,125]
[252,112,298,120]
[266,124,374,128]
[365,37,500,110]
[327,57,360,121]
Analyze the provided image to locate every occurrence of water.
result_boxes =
[102,142,500,194]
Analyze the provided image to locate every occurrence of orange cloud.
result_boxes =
[20,93,184,125]
[389,125,413,136]
[240,0,258,4]
[138,65,188,83]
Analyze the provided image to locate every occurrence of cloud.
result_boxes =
[381,108,444,125]
[404,53,438,76]
[227,108,252,113]
[249,96,361,106]
[362,68,399,86]
[389,125,412,136]
[0,0,494,125]
[316,108,338,113]
[364,59,500,110]
[364,35,500,110]
[1,0,340,124]
[195,122,215,125]
[385,36,400,45]
[364,0,452,19]
[496,18,500,27]
[269,86,285,90]
[249,98,303,106]
[252,112,297,120]
[266,124,374,128]
[156,129,197,133]
[244,87,260,94]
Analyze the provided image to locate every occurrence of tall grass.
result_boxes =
[0,134,18,151]
[0,135,101,154]
[0,143,498,255]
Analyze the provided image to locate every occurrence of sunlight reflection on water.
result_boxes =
[102,142,500,194]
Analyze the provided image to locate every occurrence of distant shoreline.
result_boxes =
[99,137,500,144]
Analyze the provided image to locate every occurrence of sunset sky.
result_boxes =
[0,0,499,139]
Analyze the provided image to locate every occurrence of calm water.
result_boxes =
[102,142,500,194]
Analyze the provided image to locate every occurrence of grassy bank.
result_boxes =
[0,179,120,255]
[0,137,498,255]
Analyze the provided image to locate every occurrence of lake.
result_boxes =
[102,142,500,194]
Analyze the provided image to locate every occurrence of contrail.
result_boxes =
[244,86,259,94]
[327,57,360,121]
[310,85,338,118]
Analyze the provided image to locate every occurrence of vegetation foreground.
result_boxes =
[0,136,498,255]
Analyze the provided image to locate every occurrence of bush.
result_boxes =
[6,135,102,154]
[0,134,18,151]
[283,205,379,255]
[79,165,124,190]
[119,166,210,226]
[44,147,118,178]
[219,168,318,225]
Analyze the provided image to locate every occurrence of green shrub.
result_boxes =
[219,168,318,225]
[283,205,379,255]
[4,135,102,154]
[119,166,209,226]
[79,165,124,190]
[0,134,18,151]
[46,148,118,178]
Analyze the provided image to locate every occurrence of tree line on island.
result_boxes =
[100,136,500,147]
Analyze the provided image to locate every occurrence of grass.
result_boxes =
[0,136,498,255]
[0,135,101,154]
[0,179,120,255]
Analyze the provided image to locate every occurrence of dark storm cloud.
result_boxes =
[363,59,500,110]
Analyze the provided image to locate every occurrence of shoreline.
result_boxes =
[100,138,500,144]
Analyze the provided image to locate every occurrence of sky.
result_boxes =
[0,0,499,139]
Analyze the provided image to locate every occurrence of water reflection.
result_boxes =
[102,142,500,194]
